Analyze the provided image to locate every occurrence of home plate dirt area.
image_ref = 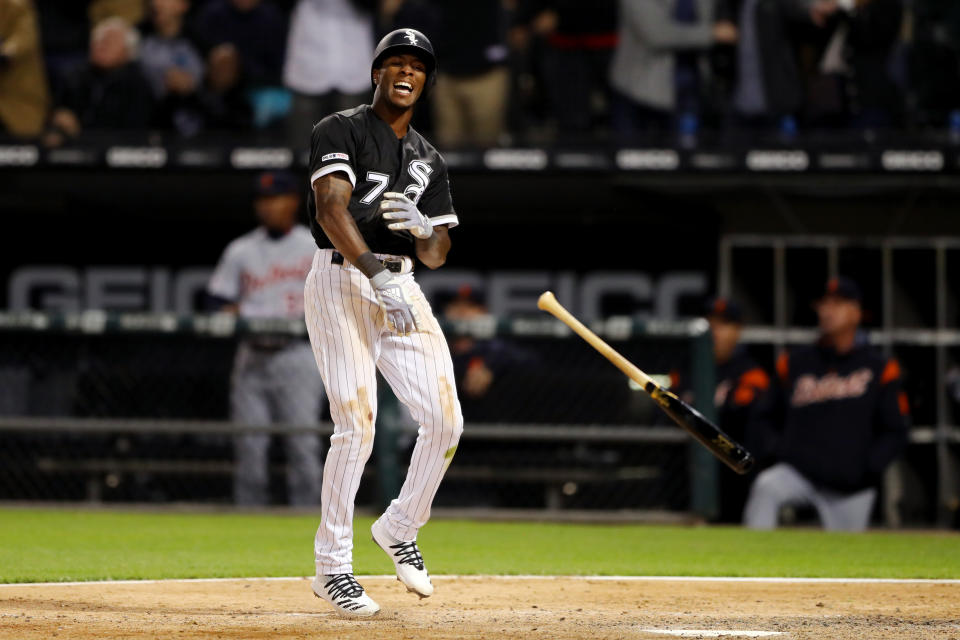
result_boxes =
[1,576,958,640]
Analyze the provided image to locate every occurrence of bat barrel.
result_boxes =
[540,291,757,476]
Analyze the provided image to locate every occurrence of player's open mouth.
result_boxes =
[393,82,414,95]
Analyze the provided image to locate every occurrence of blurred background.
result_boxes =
[0,0,958,529]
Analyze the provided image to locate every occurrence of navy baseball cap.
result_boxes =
[704,297,743,323]
[821,276,862,303]
[255,171,298,196]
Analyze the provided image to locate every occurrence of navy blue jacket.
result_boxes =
[775,341,910,491]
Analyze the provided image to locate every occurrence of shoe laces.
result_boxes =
[324,574,364,600]
[390,541,425,571]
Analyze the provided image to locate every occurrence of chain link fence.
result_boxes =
[0,312,715,515]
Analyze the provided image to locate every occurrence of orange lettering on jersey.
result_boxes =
[898,391,910,416]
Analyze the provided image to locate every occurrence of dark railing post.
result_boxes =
[375,376,403,511]
[689,326,718,520]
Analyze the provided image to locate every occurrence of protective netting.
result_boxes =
[0,313,713,513]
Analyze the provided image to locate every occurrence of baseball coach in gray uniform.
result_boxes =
[208,171,326,506]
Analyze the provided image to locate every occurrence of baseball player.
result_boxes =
[701,298,775,521]
[207,171,325,507]
[743,277,910,531]
[303,28,463,617]
[667,298,775,522]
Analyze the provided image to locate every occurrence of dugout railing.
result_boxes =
[0,311,719,518]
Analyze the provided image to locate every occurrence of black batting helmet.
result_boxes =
[371,28,437,91]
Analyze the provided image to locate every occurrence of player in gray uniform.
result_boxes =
[208,171,326,506]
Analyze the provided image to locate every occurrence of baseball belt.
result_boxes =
[331,251,408,274]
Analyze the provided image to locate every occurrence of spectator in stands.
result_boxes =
[207,171,325,506]
[743,277,910,531]
[45,17,155,145]
[803,0,904,129]
[730,0,814,130]
[36,1,143,97]
[34,1,91,98]
[609,0,738,137]
[90,0,146,27]
[282,0,374,145]
[429,1,510,148]
[140,0,206,136]
[512,0,619,138]
[910,0,960,127]
[195,42,253,131]
[194,0,286,87]
[0,0,50,139]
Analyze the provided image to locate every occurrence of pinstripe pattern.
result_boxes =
[305,249,463,575]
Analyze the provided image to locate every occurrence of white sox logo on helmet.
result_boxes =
[404,29,418,45]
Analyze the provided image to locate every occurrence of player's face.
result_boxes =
[708,317,741,364]
[816,296,862,337]
[375,54,428,110]
[255,193,300,232]
[90,27,129,69]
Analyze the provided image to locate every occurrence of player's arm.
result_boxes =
[312,172,377,270]
[314,173,421,334]
[379,192,451,269]
[206,242,242,314]
[867,359,910,480]
[415,225,451,269]
[308,116,392,280]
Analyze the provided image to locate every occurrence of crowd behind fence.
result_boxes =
[3,1,960,147]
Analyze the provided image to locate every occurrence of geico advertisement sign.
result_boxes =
[5,266,707,321]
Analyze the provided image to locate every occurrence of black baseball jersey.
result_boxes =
[307,104,458,257]
[669,348,775,522]
[775,341,910,492]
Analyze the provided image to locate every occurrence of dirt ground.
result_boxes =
[1,576,958,640]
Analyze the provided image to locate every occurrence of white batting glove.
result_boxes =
[370,270,421,335]
[380,192,434,240]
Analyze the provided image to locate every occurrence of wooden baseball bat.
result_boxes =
[537,291,755,475]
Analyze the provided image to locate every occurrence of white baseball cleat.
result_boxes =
[312,574,381,618]
[371,517,434,598]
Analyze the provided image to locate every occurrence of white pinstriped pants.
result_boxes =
[304,249,464,575]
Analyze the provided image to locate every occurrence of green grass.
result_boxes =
[0,508,957,583]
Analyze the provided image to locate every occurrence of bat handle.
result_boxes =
[538,291,655,389]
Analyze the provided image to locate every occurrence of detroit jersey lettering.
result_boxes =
[208,225,316,318]
[307,105,458,256]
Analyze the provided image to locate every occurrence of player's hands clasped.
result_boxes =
[370,270,422,335]
[380,192,434,239]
